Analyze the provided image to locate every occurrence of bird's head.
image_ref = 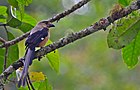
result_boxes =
[39,21,55,28]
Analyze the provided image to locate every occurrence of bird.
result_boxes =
[17,21,55,87]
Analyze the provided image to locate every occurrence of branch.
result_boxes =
[3,26,9,71]
[0,37,6,43]
[0,32,29,48]
[0,0,90,48]
[0,0,140,83]
[3,47,9,71]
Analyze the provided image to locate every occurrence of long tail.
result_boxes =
[18,48,35,87]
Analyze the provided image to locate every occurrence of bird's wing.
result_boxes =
[25,28,48,49]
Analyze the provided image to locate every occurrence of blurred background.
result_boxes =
[1,0,140,90]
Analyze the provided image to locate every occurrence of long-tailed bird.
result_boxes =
[18,21,55,87]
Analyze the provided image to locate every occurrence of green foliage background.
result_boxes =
[1,0,140,90]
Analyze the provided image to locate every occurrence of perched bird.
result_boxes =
[18,21,55,87]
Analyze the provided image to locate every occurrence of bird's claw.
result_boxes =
[37,54,45,61]
[38,56,42,61]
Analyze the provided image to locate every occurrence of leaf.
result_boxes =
[122,31,140,69]
[0,6,7,23]
[38,78,53,90]
[16,0,25,20]
[29,72,45,82]
[16,0,32,20]
[46,40,60,73]
[0,15,6,19]
[20,13,37,26]
[107,17,140,49]
[16,11,37,32]
[8,0,18,8]
[118,0,131,6]
[7,32,19,66]
[7,17,22,28]
[0,6,7,15]
[24,0,32,6]
[6,6,36,31]
[18,22,34,32]
[0,52,5,73]
[6,7,22,28]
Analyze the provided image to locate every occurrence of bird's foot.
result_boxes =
[37,47,46,61]
[38,56,42,61]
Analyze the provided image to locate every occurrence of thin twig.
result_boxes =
[3,26,9,71]
[0,0,140,88]
[0,32,29,48]
[26,78,31,90]
[47,0,90,22]
[3,47,8,71]
[0,24,7,26]
[27,73,35,90]
[0,37,6,43]
[0,0,91,48]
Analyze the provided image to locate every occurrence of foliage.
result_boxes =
[0,0,59,89]
[107,17,140,68]
[0,0,140,90]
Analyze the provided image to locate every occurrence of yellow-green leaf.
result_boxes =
[29,72,45,82]
[46,40,60,73]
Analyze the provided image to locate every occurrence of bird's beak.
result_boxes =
[48,24,55,27]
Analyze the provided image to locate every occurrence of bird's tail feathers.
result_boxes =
[18,48,35,87]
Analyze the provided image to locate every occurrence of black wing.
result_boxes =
[25,28,48,49]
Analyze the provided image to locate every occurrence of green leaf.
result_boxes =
[118,0,131,6]
[107,17,140,49]
[46,40,60,73]
[16,11,37,26]
[16,0,32,20]
[18,22,34,32]
[6,7,22,28]
[24,0,32,6]
[0,6,7,15]
[16,0,25,20]
[6,6,36,31]
[7,32,19,66]
[0,6,7,23]
[7,17,22,28]
[21,13,37,26]
[122,31,140,69]
[16,11,37,32]
[0,15,6,19]
[0,51,5,73]
[8,0,18,8]
[38,79,53,90]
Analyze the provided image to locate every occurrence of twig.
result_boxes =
[0,32,30,48]
[47,0,90,22]
[27,73,35,90]
[26,78,31,90]
[0,37,6,43]
[0,0,91,48]
[3,47,8,71]
[3,26,9,71]
[0,24,7,26]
